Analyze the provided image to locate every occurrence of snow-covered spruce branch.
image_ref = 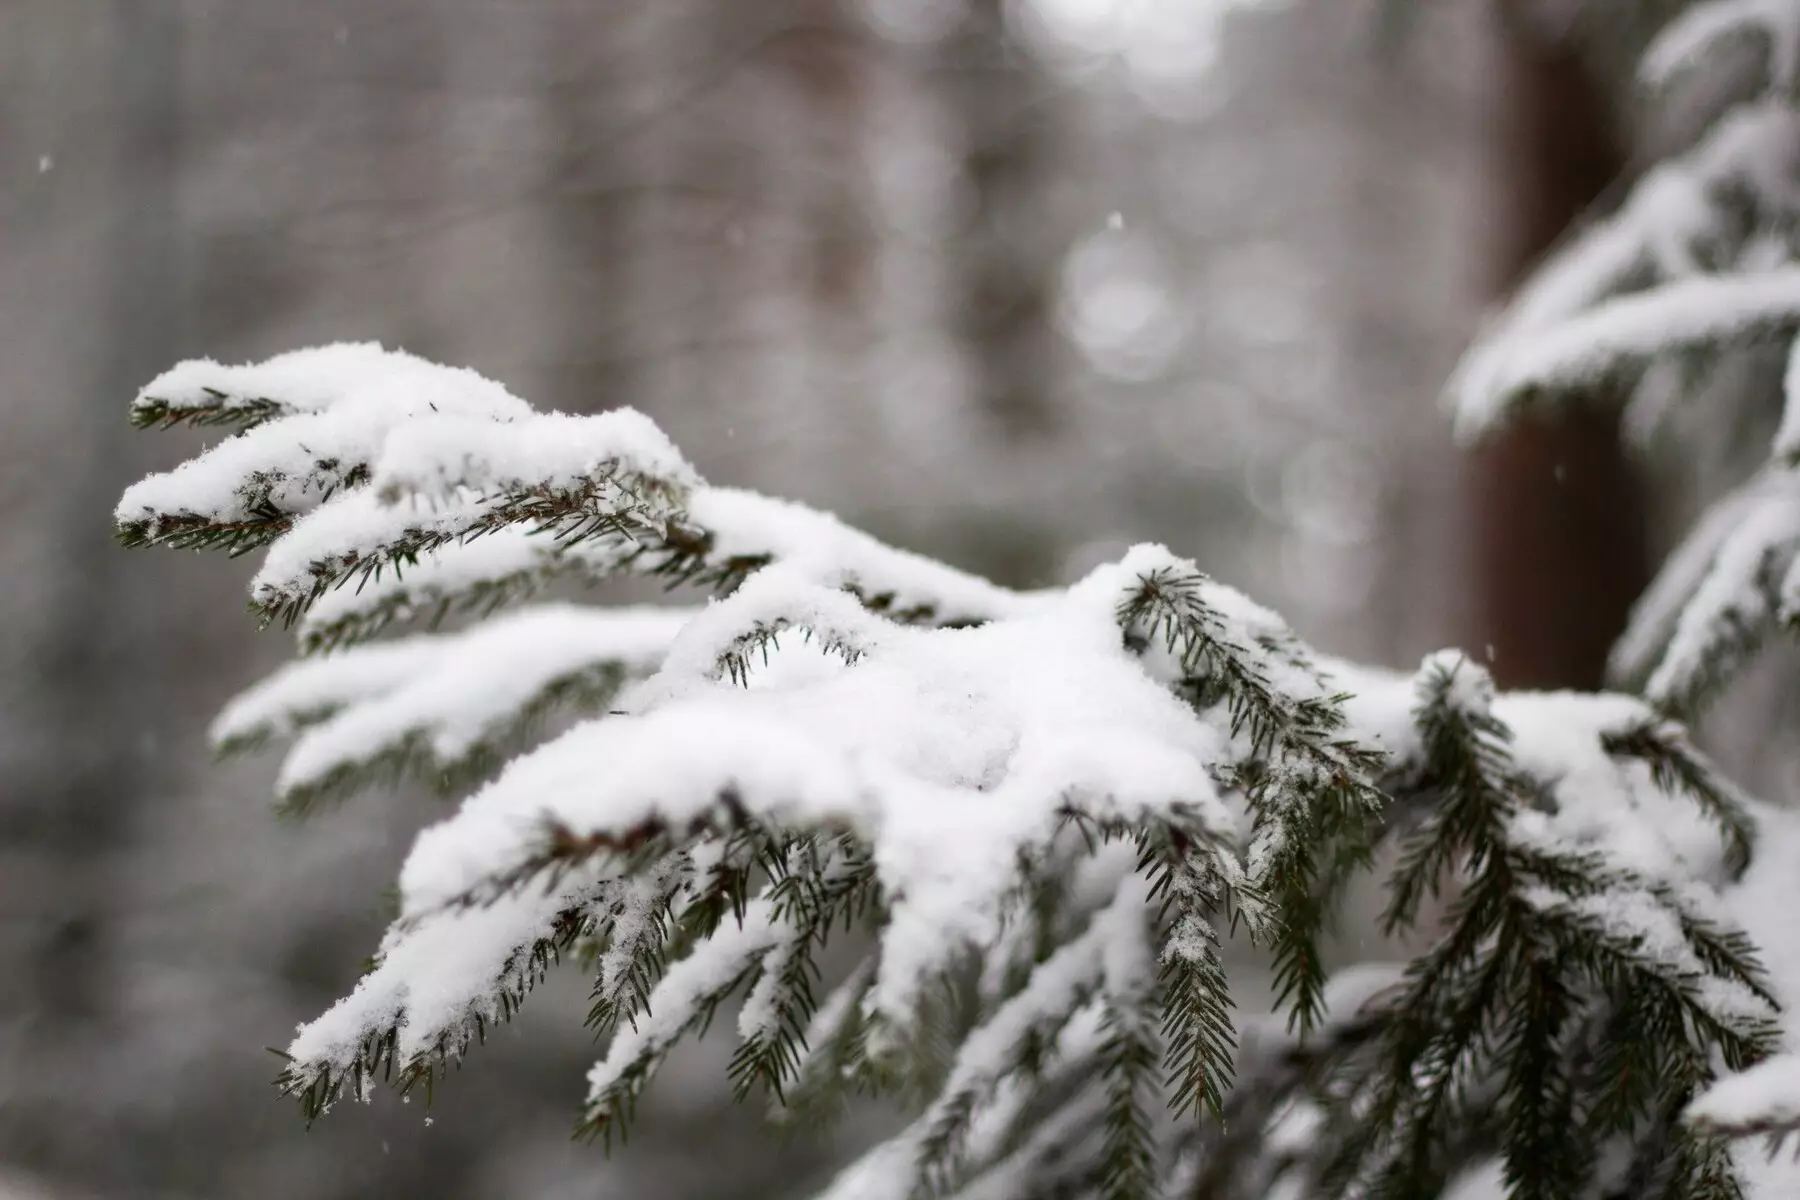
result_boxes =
[1309,655,1775,1200]
[1444,15,1800,732]
[1161,967,1399,1200]
[1642,0,1800,94]
[116,351,693,616]
[1117,567,1383,1034]
[117,344,1023,649]
[210,603,690,813]
[117,346,1784,1199]
[1452,269,1800,436]
[1448,97,1800,443]
[1132,652,1774,1200]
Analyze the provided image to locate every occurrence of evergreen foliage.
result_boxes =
[109,4,1800,1196]
[1450,1,1800,723]
[1441,0,1800,1163]
[117,345,1777,1200]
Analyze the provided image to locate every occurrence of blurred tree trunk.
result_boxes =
[776,0,880,449]
[539,1,647,415]
[947,0,1062,441]
[1464,4,1650,689]
[1,0,181,1184]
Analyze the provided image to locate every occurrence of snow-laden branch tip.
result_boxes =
[1452,270,1800,441]
[1691,1052,1800,1137]
[129,342,531,430]
[1445,102,1800,443]
[214,604,692,810]
[1642,0,1800,91]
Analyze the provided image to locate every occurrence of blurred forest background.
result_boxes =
[0,1,1728,1197]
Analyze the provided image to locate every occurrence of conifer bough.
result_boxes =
[117,339,1783,1199]
[113,4,1800,1194]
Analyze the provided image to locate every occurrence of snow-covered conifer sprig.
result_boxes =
[115,347,697,627]
[117,346,1028,653]
[1598,719,1758,877]
[131,389,288,432]
[1603,471,1800,717]
[1447,95,1800,443]
[282,486,1026,656]
[275,873,608,1123]
[210,603,689,814]
[726,835,880,1107]
[1116,564,1388,1035]
[1317,655,1777,1200]
[288,527,601,654]
[1453,270,1800,433]
[1443,14,1800,732]
[1633,474,1800,717]
[821,871,1151,1200]
[578,829,882,1149]
[242,460,686,630]
[1165,966,1400,1200]
[127,343,522,431]
[1689,1054,1800,1145]
[1641,0,1800,93]
[116,346,536,557]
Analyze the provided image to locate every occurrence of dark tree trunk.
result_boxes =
[1465,6,1650,689]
